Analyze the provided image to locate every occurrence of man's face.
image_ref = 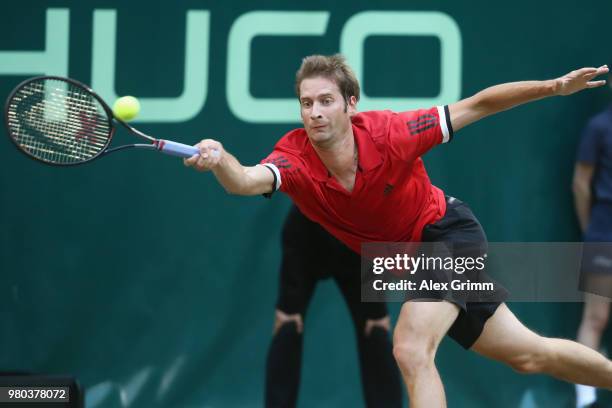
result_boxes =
[299,76,356,147]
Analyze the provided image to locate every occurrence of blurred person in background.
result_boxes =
[264,205,402,407]
[573,71,612,408]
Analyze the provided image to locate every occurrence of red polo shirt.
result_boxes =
[261,106,452,254]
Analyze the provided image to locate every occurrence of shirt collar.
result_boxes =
[353,122,383,172]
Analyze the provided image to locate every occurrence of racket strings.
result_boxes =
[6,79,112,164]
[20,82,107,155]
[9,101,105,162]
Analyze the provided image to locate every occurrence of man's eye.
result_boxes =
[323,98,332,105]
[302,101,311,108]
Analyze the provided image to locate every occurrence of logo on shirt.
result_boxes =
[264,155,291,169]
[407,114,438,135]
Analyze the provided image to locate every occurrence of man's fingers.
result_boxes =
[597,66,610,76]
[586,66,609,77]
[578,65,608,78]
[183,139,223,171]
[576,67,598,76]
[586,80,607,88]
[197,154,209,167]
[183,154,199,167]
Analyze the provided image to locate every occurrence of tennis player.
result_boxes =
[185,55,612,407]
[265,205,401,407]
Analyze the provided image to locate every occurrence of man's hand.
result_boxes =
[183,139,224,172]
[555,65,609,96]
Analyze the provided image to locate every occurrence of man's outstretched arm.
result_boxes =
[449,65,609,132]
[183,139,275,196]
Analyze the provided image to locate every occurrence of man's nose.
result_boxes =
[310,103,323,119]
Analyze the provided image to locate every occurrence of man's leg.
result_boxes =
[358,316,403,408]
[576,238,612,405]
[578,295,611,350]
[575,294,611,407]
[392,300,461,408]
[265,309,308,408]
[334,264,403,407]
[265,206,318,408]
[471,303,612,388]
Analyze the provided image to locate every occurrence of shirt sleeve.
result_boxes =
[576,118,601,164]
[259,150,300,197]
[390,106,453,161]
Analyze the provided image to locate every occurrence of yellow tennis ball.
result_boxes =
[112,96,141,121]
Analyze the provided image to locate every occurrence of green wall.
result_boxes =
[1,1,611,407]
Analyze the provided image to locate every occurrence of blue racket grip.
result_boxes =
[157,140,220,158]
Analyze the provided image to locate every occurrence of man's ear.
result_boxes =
[347,95,358,116]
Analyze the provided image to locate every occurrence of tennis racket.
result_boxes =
[4,76,211,166]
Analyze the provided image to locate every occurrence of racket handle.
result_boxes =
[157,140,220,158]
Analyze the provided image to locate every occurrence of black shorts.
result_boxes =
[279,199,505,349]
[276,205,388,321]
[415,196,507,349]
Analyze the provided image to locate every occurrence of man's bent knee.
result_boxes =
[273,310,304,335]
[504,337,552,374]
[392,337,436,374]
[507,355,545,374]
